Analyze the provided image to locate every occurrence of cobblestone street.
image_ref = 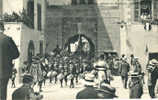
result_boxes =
[7,76,153,100]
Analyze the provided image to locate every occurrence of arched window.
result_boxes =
[27,40,35,64]
[37,4,42,31]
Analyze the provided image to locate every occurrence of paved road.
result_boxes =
[7,76,153,100]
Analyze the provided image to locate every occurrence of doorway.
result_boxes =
[149,52,158,60]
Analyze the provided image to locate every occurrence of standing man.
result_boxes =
[0,21,20,100]
[119,57,130,89]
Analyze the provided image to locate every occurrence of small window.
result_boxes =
[37,4,42,31]
[153,1,158,20]
[72,0,77,5]
[0,0,2,14]
[140,0,152,20]
[88,0,94,4]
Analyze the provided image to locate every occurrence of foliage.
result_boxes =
[3,9,34,28]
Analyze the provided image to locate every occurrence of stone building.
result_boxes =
[0,0,46,82]
[46,0,120,56]
[46,0,158,69]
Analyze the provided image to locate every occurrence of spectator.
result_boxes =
[12,74,43,100]
[11,68,17,88]
[119,57,130,89]
[0,20,20,100]
[76,73,98,99]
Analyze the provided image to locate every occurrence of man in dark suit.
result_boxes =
[119,57,130,89]
[0,21,20,100]
[76,73,98,99]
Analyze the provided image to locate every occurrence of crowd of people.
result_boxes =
[20,49,119,99]
[16,46,147,99]
[7,44,158,99]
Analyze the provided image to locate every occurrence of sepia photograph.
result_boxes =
[0,0,158,100]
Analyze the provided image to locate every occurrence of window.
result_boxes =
[72,0,77,5]
[153,0,158,20]
[134,0,152,22]
[71,0,95,5]
[0,0,2,15]
[80,0,85,4]
[140,0,152,19]
[37,4,42,31]
[27,0,34,28]
[88,0,94,4]
[134,0,140,21]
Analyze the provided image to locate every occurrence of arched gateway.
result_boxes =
[64,34,95,60]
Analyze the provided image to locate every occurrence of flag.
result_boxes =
[145,44,149,65]
[126,39,133,52]
[81,37,90,52]
[70,36,80,53]
[70,42,78,53]
[145,44,148,55]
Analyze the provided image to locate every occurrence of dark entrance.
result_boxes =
[149,53,158,61]
[40,41,43,55]
[27,40,35,64]
[65,34,95,59]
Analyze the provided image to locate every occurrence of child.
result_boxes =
[11,68,17,88]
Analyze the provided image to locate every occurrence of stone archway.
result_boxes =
[65,34,95,59]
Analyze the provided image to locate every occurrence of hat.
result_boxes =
[83,73,96,86]
[23,74,33,83]
[122,57,127,61]
[128,72,141,78]
[94,60,107,71]
[150,59,158,65]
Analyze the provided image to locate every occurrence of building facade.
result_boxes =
[120,0,158,68]
[0,0,46,82]
[46,0,158,69]
[46,0,120,56]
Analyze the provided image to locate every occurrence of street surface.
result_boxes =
[7,76,154,100]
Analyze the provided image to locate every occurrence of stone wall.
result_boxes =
[46,4,120,55]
